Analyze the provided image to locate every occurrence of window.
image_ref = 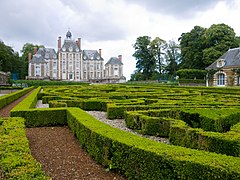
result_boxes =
[76,53,79,59]
[97,63,100,70]
[83,72,86,79]
[90,72,93,78]
[69,62,73,72]
[76,61,79,69]
[217,73,225,86]
[83,63,87,71]
[35,65,40,76]
[69,53,72,60]
[62,61,66,73]
[90,64,94,71]
[62,54,66,60]
[114,67,118,77]
[217,59,225,68]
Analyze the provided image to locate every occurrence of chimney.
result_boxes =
[78,38,81,49]
[33,47,37,55]
[118,55,122,61]
[58,36,61,50]
[28,52,32,62]
[99,49,102,57]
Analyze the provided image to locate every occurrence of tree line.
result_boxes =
[131,23,240,81]
[0,42,43,80]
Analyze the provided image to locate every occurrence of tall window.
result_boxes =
[217,73,225,86]
[62,54,66,60]
[62,61,66,73]
[35,65,40,76]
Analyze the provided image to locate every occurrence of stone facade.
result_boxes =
[27,31,126,83]
[206,48,240,86]
[0,71,10,85]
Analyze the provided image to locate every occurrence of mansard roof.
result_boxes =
[30,54,45,64]
[37,48,57,59]
[105,57,123,65]
[61,39,80,52]
[82,50,103,60]
[206,47,240,69]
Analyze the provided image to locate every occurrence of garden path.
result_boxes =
[0,91,125,180]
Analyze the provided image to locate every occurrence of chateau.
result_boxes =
[27,31,125,83]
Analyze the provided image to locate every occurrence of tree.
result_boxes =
[149,37,166,76]
[203,23,239,65]
[165,40,181,76]
[179,26,207,69]
[0,41,19,73]
[132,36,155,80]
[19,43,44,79]
[179,23,239,70]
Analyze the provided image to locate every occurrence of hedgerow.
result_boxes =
[6,83,240,179]
[0,117,49,179]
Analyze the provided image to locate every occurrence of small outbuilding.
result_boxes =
[206,47,240,86]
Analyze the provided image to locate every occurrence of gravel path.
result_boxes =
[86,111,170,144]
[0,91,33,117]
[26,126,125,180]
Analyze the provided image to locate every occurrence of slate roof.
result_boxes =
[30,54,45,64]
[105,57,123,65]
[82,50,103,60]
[30,47,57,63]
[61,39,79,52]
[206,48,240,69]
[37,48,57,59]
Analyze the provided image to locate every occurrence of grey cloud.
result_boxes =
[0,0,128,52]
[127,0,231,18]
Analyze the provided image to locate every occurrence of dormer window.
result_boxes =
[69,47,73,52]
[217,59,225,68]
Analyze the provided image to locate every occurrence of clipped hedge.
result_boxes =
[11,87,41,111]
[66,108,240,179]
[125,109,240,157]
[0,86,34,110]
[0,117,49,179]
[176,69,207,79]
[11,108,67,127]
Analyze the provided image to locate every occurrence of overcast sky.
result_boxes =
[0,0,239,80]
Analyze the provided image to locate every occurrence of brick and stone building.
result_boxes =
[206,47,240,86]
[27,31,126,83]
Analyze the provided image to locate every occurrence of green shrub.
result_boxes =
[66,108,240,179]
[0,117,49,179]
[176,69,207,79]
[0,86,34,110]
[11,108,67,127]
[11,87,41,111]
[49,100,67,108]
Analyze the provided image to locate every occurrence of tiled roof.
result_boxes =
[206,48,240,69]
[105,57,123,65]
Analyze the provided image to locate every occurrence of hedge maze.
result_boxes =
[2,84,240,179]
